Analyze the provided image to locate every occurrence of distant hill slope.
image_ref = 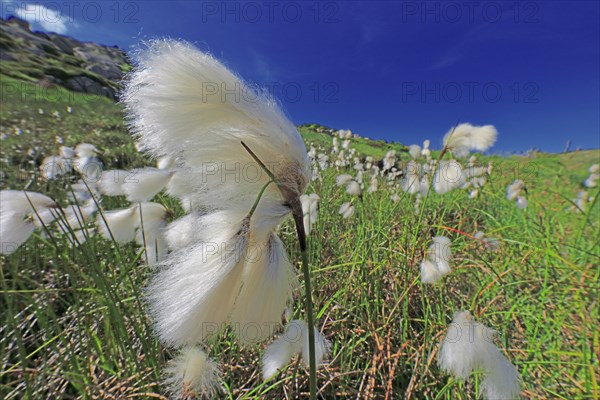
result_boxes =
[0,16,128,99]
[0,17,405,153]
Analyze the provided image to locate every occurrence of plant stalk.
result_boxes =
[241,141,317,399]
[292,208,317,400]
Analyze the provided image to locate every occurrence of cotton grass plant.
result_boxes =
[120,39,323,398]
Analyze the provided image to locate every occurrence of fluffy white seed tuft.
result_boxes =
[164,346,222,400]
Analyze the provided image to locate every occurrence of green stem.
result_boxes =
[248,180,274,218]
[241,141,317,399]
[293,210,317,400]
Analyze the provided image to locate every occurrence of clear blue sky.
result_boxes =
[3,1,599,153]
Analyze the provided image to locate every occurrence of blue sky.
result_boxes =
[2,1,599,153]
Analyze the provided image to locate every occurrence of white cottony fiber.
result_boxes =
[438,311,521,399]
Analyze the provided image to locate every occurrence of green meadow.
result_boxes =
[1,74,598,399]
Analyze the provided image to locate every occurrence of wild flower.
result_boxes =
[300,193,320,235]
[506,180,525,201]
[164,346,223,400]
[434,160,466,194]
[74,143,103,179]
[438,311,521,399]
[122,168,174,202]
[367,175,378,193]
[68,179,100,203]
[506,180,528,208]
[339,201,355,219]
[584,164,599,188]
[421,139,431,159]
[122,42,319,390]
[383,150,397,171]
[0,190,57,254]
[96,202,168,264]
[307,143,316,159]
[442,123,497,158]
[401,160,422,195]
[336,174,354,187]
[408,144,421,159]
[157,155,175,170]
[420,236,452,284]
[317,153,329,170]
[262,320,330,380]
[163,212,201,251]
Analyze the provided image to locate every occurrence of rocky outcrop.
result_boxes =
[0,16,128,100]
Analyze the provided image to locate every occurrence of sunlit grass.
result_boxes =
[1,78,598,399]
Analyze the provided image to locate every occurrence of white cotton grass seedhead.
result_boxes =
[401,161,422,195]
[438,311,521,400]
[0,190,58,254]
[1,190,57,214]
[98,170,129,196]
[336,174,354,187]
[60,145,75,160]
[300,193,319,235]
[147,205,297,347]
[438,311,483,379]
[124,40,313,383]
[420,236,452,284]
[74,143,103,179]
[345,180,362,196]
[164,213,202,251]
[58,201,98,231]
[122,39,309,212]
[584,164,599,188]
[40,155,70,180]
[96,207,137,244]
[443,123,498,158]
[506,180,525,201]
[408,144,421,159]
[262,320,330,381]
[515,196,528,209]
[1,212,35,254]
[383,150,397,171]
[434,160,466,194]
[164,346,223,400]
[68,180,100,203]
[307,143,316,159]
[506,180,528,208]
[135,202,169,265]
[422,139,431,159]
[228,233,297,343]
[122,167,173,202]
[157,155,175,170]
[367,176,378,193]
[339,202,355,219]
[262,330,297,380]
[480,350,522,400]
[420,259,444,284]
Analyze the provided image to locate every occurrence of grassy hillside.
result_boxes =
[1,73,599,400]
